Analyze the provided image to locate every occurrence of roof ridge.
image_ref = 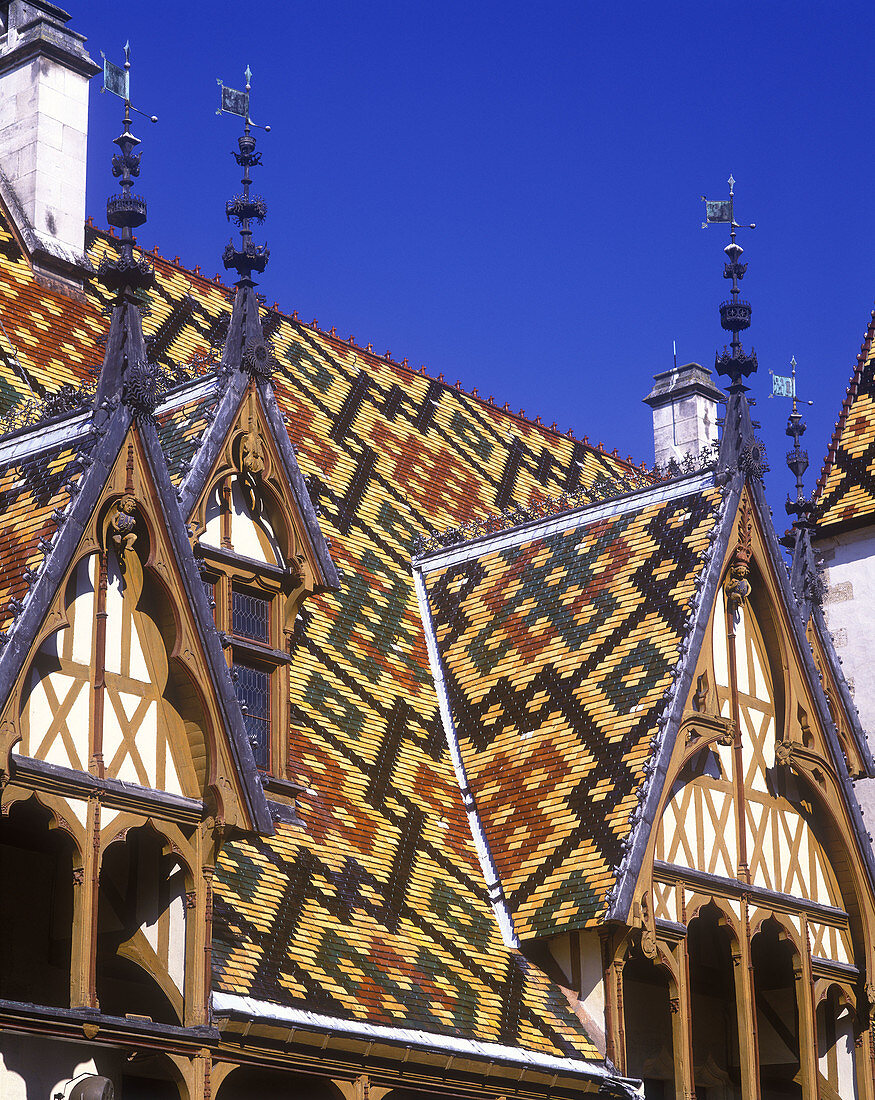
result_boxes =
[815,300,875,501]
[84,219,647,475]
[415,454,718,561]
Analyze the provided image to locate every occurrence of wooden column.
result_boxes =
[71,793,101,1007]
[602,931,627,1074]
[729,906,760,1100]
[725,603,749,885]
[668,938,696,1100]
[855,1016,875,1100]
[90,550,108,779]
[792,934,818,1100]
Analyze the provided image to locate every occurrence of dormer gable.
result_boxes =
[1,423,271,833]
[169,370,340,782]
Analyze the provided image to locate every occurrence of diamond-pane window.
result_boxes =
[232,589,270,643]
[233,662,270,769]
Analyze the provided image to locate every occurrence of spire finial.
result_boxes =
[217,66,272,288]
[780,356,816,516]
[702,175,757,391]
[98,41,157,298]
[771,358,823,617]
[93,44,160,422]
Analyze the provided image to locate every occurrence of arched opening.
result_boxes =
[816,986,858,1099]
[96,825,186,1024]
[120,1052,187,1100]
[215,1066,343,1100]
[687,904,742,1099]
[0,797,74,1007]
[751,919,801,1098]
[622,947,675,1098]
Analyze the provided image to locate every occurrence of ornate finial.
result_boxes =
[218,66,272,288]
[773,358,823,616]
[702,175,758,390]
[773,356,816,519]
[98,42,158,298]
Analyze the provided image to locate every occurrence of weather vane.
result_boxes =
[217,65,271,133]
[217,66,271,288]
[100,41,157,124]
[702,175,758,389]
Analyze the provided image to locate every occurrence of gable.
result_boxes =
[633,486,875,969]
[816,304,875,532]
[1,426,263,828]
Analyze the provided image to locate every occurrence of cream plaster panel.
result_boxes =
[201,480,284,565]
[817,527,875,745]
[713,588,729,689]
[230,477,282,565]
[578,931,606,1033]
[817,1004,857,1099]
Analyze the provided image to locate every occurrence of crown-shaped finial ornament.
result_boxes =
[781,357,817,519]
[98,42,158,298]
[218,66,272,287]
[702,175,758,391]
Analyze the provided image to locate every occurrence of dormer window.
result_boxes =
[199,565,288,775]
[186,386,339,787]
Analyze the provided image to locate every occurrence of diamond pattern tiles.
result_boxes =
[0,435,90,633]
[421,485,725,938]
[817,307,875,531]
[0,217,655,1059]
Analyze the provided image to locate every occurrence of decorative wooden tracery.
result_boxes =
[613,489,875,1100]
[0,429,254,1026]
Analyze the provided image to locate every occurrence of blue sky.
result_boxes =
[79,2,875,518]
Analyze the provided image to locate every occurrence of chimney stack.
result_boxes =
[643,363,725,467]
[0,2,99,291]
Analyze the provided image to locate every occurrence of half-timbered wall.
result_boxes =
[655,589,842,914]
[603,494,875,1100]
[19,553,196,796]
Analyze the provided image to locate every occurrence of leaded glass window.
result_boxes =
[233,662,270,769]
[232,588,270,643]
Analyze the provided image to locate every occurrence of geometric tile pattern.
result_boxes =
[0,213,657,1058]
[817,307,875,530]
[423,486,725,937]
[0,437,90,633]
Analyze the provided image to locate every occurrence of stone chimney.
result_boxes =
[0,2,99,291]
[643,362,725,467]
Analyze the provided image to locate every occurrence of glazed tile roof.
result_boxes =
[817,305,875,531]
[0,212,661,1062]
[0,421,92,634]
[419,478,725,937]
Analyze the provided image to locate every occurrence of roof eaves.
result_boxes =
[0,410,92,463]
[210,994,641,1098]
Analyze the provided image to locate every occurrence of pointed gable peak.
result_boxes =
[181,375,339,596]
